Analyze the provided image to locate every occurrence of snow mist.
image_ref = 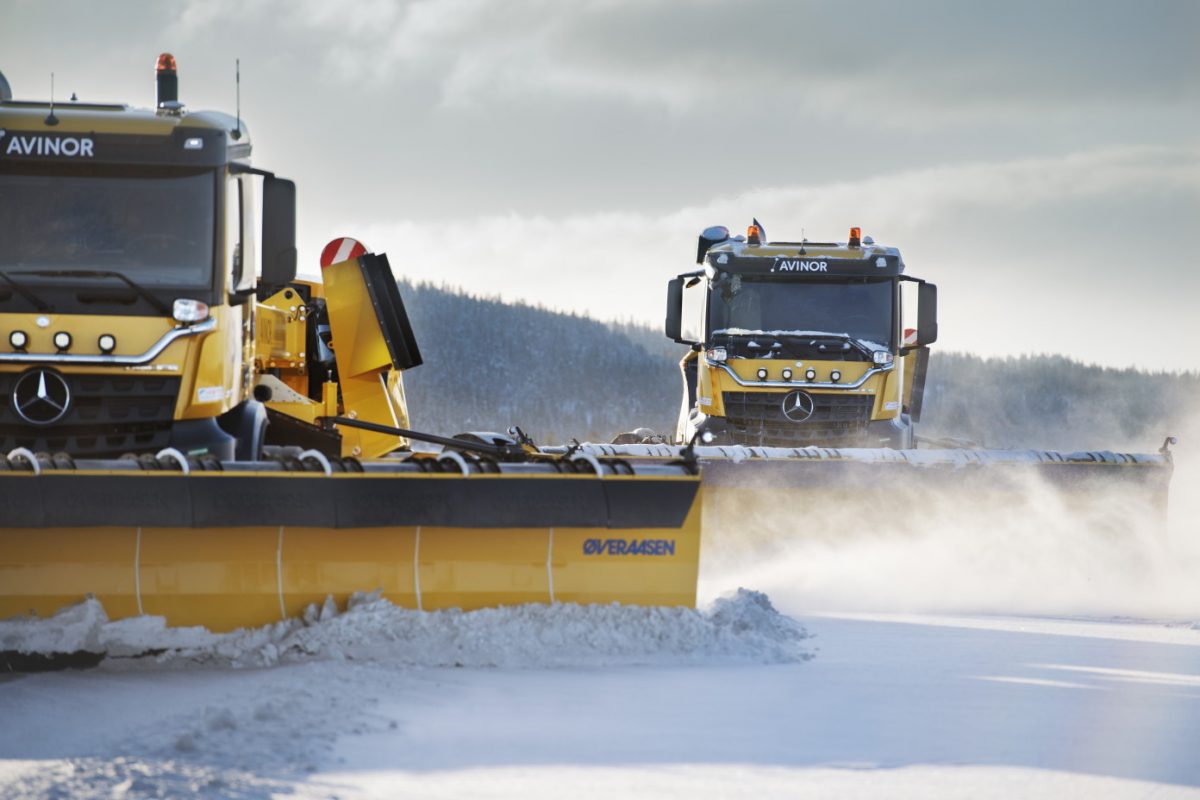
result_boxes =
[699,426,1200,620]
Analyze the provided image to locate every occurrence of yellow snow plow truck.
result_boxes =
[0,56,701,635]
[584,221,1176,539]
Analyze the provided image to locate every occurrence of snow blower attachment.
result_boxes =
[0,61,700,633]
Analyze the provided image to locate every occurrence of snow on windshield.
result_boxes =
[712,329,889,354]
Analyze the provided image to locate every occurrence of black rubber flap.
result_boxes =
[359,253,423,371]
[0,472,699,530]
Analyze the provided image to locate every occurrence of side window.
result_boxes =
[225,176,244,293]
[226,176,260,295]
[681,277,706,343]
[900,279,918,346]
[240,176,258,290]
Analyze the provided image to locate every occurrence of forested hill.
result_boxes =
[397,282,678,443]
[397,282,1197,452]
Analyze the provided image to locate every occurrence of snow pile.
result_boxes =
[0,589,812,669]
[1,758,288,800]
[0,599,220,658]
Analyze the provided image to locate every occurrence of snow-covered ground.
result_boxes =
[3,447,1199,799]
[2,601,1197,799]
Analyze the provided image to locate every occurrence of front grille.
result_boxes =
[722,390,875,447]
[0,372,181,457]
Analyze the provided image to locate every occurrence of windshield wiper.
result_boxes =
[0,272,53,312]
[8,270,172,316]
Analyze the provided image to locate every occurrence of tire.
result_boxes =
[218,400,269,461]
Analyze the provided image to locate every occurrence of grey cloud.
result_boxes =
[159,0,1198,120]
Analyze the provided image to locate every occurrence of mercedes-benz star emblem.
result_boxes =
[12,368,72,426]
[781,389,815,423]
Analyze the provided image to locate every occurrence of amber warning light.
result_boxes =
[848,227,862,248]
[156,52,178,107]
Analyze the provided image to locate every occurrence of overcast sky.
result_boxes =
[3,0,1198,370]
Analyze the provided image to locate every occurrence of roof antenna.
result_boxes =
[44,72,59,126]
[231,58,242,140]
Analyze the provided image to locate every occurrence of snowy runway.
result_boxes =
[2,607,1198,799]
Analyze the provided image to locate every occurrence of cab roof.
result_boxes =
[0,99,251,167]
[705,237,906,278]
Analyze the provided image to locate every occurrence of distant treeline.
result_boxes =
[398,281,1197,452]
[398,281,678,444]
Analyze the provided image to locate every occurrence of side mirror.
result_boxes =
[259,176,297,298]
[918,282,938,346]
[665,277,684,342]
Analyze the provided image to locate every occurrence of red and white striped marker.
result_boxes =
[903,327,919,346]
[319,237,368,269]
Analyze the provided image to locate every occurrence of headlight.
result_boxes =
[805,368,816,381]
[756,368,768,381]
[706,347,727,362]
[873,351,895,366]
[53,331,72,351]
[830,370,841,382]
[173,298,210,323]
[781,368,793,381]
[98,334,117,353]
[9,330,28,350]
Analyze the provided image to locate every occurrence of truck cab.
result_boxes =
[665,223,938,448]
[0,55,297,459]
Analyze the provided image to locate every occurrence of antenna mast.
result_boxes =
[233,59,242,140]
[45,72,59,126]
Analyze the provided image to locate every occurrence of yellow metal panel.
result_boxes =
[901,351,917,413]
[322,258,394,378]
[384,369,411,430]
[0,527,139,622]
[280,527,419,617]
[255,289,310,375]
[178,304,243,419]
[417,528,551,610]
[552,497,701,608]
[0,312,175,358]
[138,527,280,630]
[0,474,703,632]
[717,357,876,388]
[338,372,405,457]
[876,366,902,419]
[262,400,321,425]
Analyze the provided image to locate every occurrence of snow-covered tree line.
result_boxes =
[397,282,1198,451]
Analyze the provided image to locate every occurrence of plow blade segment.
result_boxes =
[0,464,702,632]
[571,444,1174,546]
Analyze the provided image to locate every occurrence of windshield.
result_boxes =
[707,275,894,348]
[0,165,215,287]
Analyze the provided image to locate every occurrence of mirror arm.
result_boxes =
[229,164,276,178]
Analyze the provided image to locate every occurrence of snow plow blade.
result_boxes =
[564,444,1174,541]
[0,457,701,632]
